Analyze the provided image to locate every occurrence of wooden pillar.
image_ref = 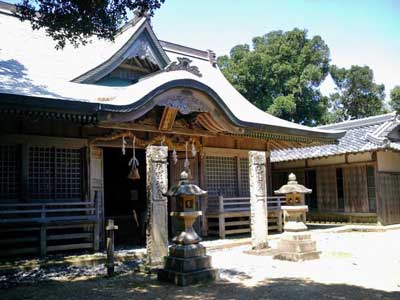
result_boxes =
[106,219,118,277]
[89,146,104,251]
[249,151,268,250]
[146,145,169,266]
[266,151,273,196]
[198,150,208,236]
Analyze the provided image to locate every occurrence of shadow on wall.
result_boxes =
[2,272,400,300]
[0,59,65,99]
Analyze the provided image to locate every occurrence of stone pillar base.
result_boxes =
[157,244,219,286]
[274,232,320,262]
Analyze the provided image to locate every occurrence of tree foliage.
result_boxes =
[217,28,330,125]
[328,65,386,122]
[390,86,400,114]
[15,0,165,49]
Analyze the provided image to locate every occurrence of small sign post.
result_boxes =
[106,219,118,277]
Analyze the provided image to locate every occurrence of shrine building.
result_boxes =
[0,2,343,258]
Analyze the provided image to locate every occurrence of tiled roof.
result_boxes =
[0,4,344,141]
[271,113,400,162]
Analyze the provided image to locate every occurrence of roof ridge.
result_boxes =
[0,1,16,16]
[159,40,211,59]
[318,112,396,130]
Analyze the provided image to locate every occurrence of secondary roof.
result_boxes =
[271,112,400,162]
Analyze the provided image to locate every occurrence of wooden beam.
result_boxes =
[158,107,178,131]
[120,63,150,74]
[98,122,216,137]
[133,57,144,68]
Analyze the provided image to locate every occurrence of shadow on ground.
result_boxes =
[2,270,399,300]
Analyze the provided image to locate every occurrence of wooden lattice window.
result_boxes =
[0,145,20,201]
[205,156,238,197]
[55,148,82,200]
[239,158,250,197]
[28,146,82,200]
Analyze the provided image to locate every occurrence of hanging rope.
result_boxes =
[191,141,197,157]
[128,136,140,180]
[122,135,127,155]
[184,141,190,174]
[172,147,178,165]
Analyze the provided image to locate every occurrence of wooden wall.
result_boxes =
[343,166,369,213]
[316,167,338,211]
[377,173,400,225]
[275,164,373,214]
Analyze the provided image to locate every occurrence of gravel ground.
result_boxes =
[1,230,400,300]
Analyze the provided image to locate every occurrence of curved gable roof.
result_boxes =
[72,19,170,83]
[0,7,344,142]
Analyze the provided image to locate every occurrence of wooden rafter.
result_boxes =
[133,56,144,68]
[120,63,150,74]
[159,107,178,131]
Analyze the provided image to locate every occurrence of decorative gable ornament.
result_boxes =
[125,33,159,66]
[165,57,202,77]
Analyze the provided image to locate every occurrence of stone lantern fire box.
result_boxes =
[157,171,218,286]
[273,173,320,262]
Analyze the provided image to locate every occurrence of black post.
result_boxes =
[106,219,118,277]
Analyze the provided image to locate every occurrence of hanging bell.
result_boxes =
[128,164,140,180]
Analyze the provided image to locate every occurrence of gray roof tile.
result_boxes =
[271,113,400,162]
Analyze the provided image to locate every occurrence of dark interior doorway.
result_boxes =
[103,147,147,247]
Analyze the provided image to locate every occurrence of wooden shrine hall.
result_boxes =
[0,2,343,259]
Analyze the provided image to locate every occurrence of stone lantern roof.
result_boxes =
[274,173,312,195]
[164,171,207,197]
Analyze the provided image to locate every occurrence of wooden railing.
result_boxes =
[0,199,99,257]
[206,195,286,238]
[0,201,98,224]
[207,195,286,213]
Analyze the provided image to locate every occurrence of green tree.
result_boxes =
[328,65,385,121]
[390,86,400,113]
[217,28,330,125]
[15,0,165,49]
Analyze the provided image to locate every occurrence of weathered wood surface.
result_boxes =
[376,172,400,225]
[343,165,369,213]
[0,201,98,257]
[106,219,118,277]
[316,167,338,211]
[89,146,104,251]
[206,195,285,239]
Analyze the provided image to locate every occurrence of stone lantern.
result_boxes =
[275,173,311,232]
[273,173,320,261]
[157,171,218,286]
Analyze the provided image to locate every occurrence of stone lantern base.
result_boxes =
[157,244,219,286]
[273,205,320,262]
[274,232,320,262]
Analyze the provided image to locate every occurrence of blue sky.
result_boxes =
[150,0,400,100]
[6,0,400,99]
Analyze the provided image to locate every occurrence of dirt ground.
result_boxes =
[2,230,400,300]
